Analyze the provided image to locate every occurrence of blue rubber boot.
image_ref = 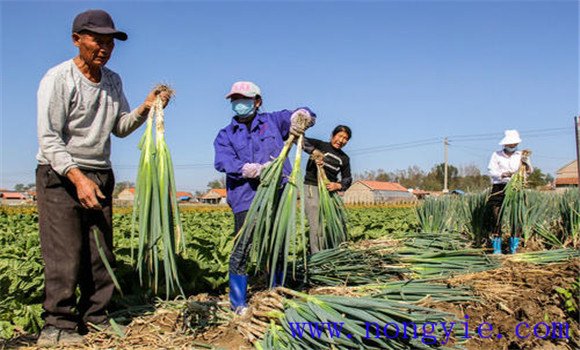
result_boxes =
[492,237,502,254]
[229,274,248,313]
[272,271,285,288]
[510,237,520,254]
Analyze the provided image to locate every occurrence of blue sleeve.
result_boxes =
[213,128,244,180]
[270,107,317,140]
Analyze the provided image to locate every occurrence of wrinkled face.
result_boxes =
[73,32,115,68]
[331,131,350,149]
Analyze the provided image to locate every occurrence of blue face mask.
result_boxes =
[231,99,255,117]
[504,146,518,153]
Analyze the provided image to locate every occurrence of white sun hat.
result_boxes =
[499,129,522,145]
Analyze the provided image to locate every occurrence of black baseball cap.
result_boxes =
[72,9,128,41]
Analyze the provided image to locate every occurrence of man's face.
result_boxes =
[73,32,115,68]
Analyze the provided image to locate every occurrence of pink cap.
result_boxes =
[225,81,261,99]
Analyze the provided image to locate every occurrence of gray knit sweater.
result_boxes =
[36,59,146,175]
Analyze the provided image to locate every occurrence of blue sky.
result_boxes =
[1,0,578,193]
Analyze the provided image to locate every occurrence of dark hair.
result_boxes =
[332,125,352,139]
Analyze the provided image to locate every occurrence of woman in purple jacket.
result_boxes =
[213,81,315,314]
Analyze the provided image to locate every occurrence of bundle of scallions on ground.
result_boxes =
[131,85,184,297]
[235,112,312,287]
[254,287,466,350]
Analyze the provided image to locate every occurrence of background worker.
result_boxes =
[35,9,171,346]
[487,129,532,254]
[213,81,315,314]
[303,125,352,254]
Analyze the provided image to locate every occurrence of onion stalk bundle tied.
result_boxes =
[316,164,348,250]
[256,287,464,350]
[507,248,580,264]
[235,113,311,287]
[500,149,531,239]
[299,244,407,286]
[131,85,184,297]
[267,133,307,287]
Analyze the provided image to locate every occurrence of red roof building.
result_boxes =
[343,180,414,204]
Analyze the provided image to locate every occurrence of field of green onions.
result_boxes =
[1,188,578,349]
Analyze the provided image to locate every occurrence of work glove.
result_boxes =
[241,162,271,179]
[290,109,315,136]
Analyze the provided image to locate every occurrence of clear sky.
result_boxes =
[1,0,578,193]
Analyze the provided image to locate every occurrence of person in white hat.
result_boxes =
[486,129,532,254]
[213,81,316,315]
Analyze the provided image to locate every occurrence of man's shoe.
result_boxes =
[37,326,84,347]
[37,326,59,347]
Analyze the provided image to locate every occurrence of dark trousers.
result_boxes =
[229,211,249,275]
[228,210,284,277]
[488,183,506,236]
[36,165,115,330]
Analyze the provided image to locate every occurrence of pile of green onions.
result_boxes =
[256,287,464,350]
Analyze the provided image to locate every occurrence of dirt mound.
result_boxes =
[437,259,579,350]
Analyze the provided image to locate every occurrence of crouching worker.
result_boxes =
[36,9,171,346]
[213,81,315,314]
[486,129,532,254]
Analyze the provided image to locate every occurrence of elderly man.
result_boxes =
[36,9,170,345]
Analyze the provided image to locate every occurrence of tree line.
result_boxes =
[354,163,553,192]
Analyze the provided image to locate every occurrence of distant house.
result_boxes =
[343,180,415,204]
[117,188,135,201]
[176,191,194,202]
[555,160,578,189]
[200,188,227,205]
[0,191,28,205]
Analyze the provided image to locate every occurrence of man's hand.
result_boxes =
[326,182,342,192]
[290,109,315,136]
[66,168,105,210]
[137,87,172,116]
[311,149,324,166]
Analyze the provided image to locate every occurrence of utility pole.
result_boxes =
[443,137,449,193]
[575,116,580,186]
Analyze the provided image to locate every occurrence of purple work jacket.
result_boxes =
[213,108,315,213]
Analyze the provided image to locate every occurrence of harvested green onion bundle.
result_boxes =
[132,86,183,297]
[233,135,294,287]
[369,279,476,303]
[236,113,312,286]
[500,149,531,239]
[397,249,500,278]
[299,244,406,286]
[268,134,307,287]
[507,248,580,265]
[316,164,348,250]
[256,287,464,350]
